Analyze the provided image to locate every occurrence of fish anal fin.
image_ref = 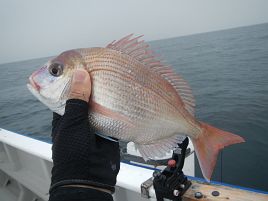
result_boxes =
[192,122,245,181]
[135,135,186,160]
[106,34,195,116]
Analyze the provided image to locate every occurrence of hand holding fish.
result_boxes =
[68,69,91,102]
[48,69,120,201]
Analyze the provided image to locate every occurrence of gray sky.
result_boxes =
[1,0,268,64]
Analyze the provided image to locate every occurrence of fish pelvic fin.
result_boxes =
[192,122,245,182]
[135,135,186,161]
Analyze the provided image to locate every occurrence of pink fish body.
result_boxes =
[28,34,245,181]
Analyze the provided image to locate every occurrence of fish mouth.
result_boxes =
[27,80,48,107]
[27,80,65,116]
[28,76,40,92]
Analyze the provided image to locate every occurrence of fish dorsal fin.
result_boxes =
[106,34,195,115]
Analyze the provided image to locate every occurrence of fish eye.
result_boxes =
[49,63,64,77]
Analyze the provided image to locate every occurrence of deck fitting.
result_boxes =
[141,177,154,198]
[212,190,220,196]
[194,192,203,199]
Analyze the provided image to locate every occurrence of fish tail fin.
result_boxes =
[192,122,245,181]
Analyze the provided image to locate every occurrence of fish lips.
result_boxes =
[28,76,40,92]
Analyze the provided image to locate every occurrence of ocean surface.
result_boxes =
[1,23,268,191]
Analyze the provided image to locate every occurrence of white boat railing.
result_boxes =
[0,128,195,201]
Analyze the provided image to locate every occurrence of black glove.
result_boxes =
[49,99,120,198]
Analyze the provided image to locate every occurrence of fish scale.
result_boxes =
[94,71,180,119]
[92,73,180,132]
[82,48,184,110]
[90,63,179,114]
[76,47,197,144]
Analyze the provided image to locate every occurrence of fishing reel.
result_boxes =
[122,137,192,200]
[152,137,192,201]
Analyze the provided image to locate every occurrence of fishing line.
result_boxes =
[220,151,223,182]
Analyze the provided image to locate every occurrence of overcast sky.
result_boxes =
[1,0,268,64]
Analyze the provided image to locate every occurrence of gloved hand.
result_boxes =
[49,69,120,201]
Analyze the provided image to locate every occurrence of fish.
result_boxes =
[27,34,245,181]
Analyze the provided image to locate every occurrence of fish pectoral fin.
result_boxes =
[89,101,133,126]
[135,134,186,161]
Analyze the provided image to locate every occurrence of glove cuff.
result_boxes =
[49,179,115,194]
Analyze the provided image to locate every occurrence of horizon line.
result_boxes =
[1,21,267,65]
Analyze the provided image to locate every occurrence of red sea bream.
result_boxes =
[27,34,245,181]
